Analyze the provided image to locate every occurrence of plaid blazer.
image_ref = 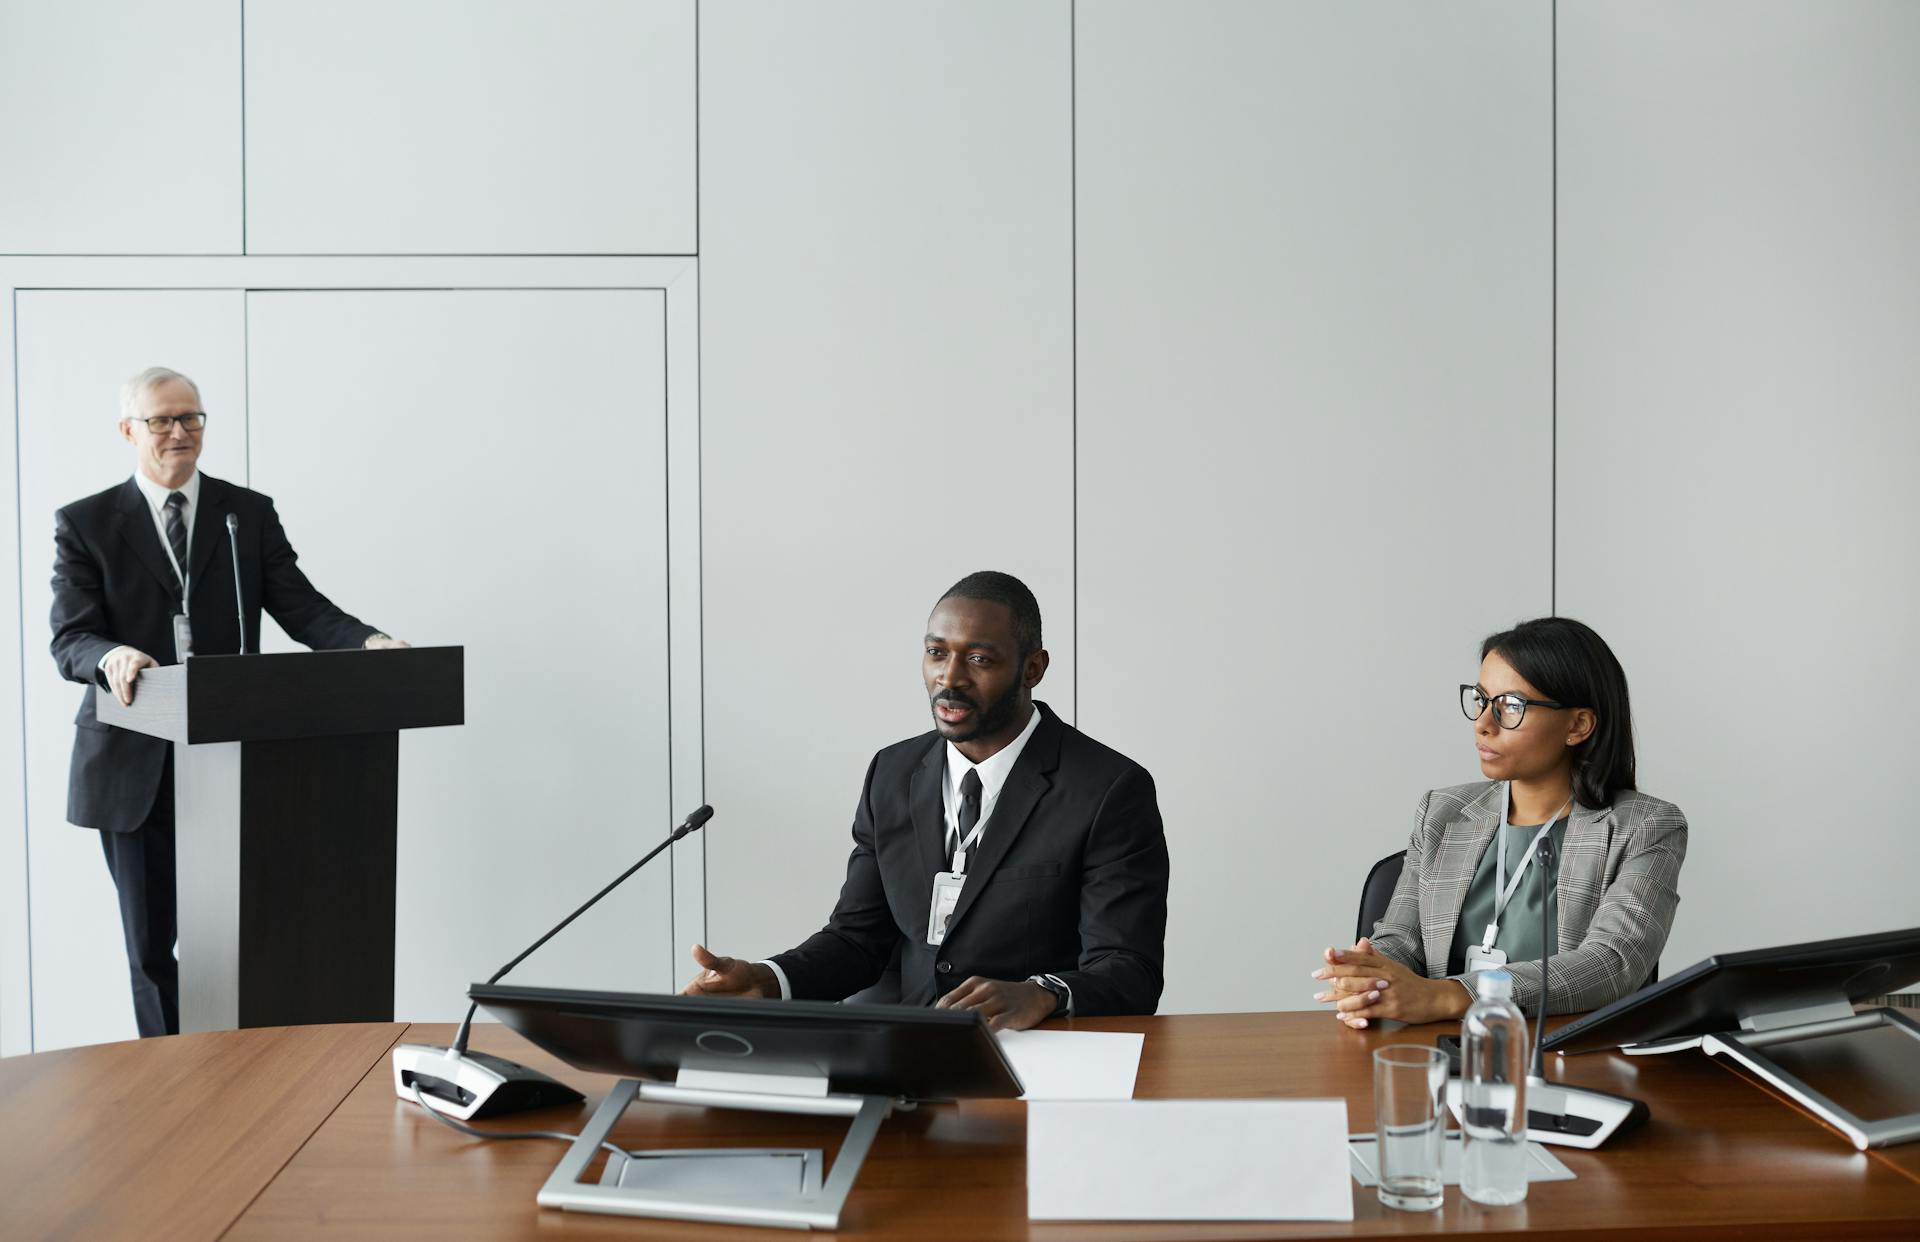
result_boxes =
[1368,780,1688,1014]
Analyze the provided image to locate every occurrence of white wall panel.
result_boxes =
[15,291,247,1051]
[0,295,25,1052]
[0,1,242,255]
[1077,1,1553,1013]
[246,289,675,1018]
[699,2,1073,973]
[1557,1,1920,971]
[243,0,696,254]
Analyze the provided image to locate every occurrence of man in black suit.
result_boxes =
[682,571,1169,1030]
[50,366,407,1037]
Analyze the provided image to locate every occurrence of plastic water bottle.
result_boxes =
[1460,968,1530,1205]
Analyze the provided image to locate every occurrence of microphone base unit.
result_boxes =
[391,1042,584,1121]
[1445,1076,1648,1149]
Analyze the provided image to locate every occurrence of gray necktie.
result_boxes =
[163,492,189,581]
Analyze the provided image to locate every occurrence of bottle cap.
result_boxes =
[1474,968,1515,1001]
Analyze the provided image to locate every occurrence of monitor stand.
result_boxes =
[536,1069,896,1230]
[1703,1003,1920,1150]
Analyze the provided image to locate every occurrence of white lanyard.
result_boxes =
[1481,782,1572,949]
[947,767,990,874]
[950,824,985,874]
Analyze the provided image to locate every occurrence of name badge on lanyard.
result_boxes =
[1464,782,1570,973]
[927,819,985,947]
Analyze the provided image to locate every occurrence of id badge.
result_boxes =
[926,871,965,946]
[1466,943,1508,972]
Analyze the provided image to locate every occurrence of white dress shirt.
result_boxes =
[761,703,1051,1003]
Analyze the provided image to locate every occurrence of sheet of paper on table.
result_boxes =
[1347,1132,1576,1186]
[993,1028,1143,1100]
[1028,1099,1354,1222]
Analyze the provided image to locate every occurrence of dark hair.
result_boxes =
[939,571,1043,661]
[1481,616,1636,808]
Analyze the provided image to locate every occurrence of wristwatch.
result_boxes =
[1028,974,1070,1019]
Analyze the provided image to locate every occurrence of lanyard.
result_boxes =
[951,822,985,875]
[948,771,987,874]
[1481,782,1572,949]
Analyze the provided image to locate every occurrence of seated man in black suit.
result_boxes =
[50,365,408,1037]
[682,571,1169,1031]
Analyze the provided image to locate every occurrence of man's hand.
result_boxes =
[680,943,778,999]
[101,646,158,707]
[363,634,411,650]
[934,976,1058,1032]
[1311,936,1469,1029]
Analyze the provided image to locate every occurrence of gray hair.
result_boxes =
[119,366,201,423]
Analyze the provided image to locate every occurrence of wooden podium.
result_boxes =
[96,647,463,1032]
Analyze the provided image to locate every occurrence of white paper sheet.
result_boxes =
[1027,1099,1354,1222]
[994,1028,1144,1100]
[1346,1132,1575,1186]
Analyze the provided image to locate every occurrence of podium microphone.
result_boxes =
[1519,832,1649,1148]
[391,804,715,1119]
[224,514,245,654]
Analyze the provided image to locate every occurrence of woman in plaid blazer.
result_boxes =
[1314,617,1688,1026]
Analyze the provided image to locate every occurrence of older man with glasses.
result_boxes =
[48,365,409,1037]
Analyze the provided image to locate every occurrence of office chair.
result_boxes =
[1355,850,1406,943]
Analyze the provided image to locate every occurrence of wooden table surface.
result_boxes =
[5,1011,1918,1241]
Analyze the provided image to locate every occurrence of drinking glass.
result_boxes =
[1373,1045,1447,1211]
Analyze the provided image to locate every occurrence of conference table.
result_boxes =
[5,1010,1919,1240]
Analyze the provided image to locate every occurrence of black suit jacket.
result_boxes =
[771,704,1170,1016]
[50,474,380,831]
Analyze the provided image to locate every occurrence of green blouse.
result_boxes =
[1444,815,1570,977]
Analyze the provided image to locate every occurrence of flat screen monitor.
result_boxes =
[1543,926,1920,1055]
[470,983,1025,1101]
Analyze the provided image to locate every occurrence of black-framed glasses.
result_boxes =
[1460,683,1567,730]
[133,413,207,433]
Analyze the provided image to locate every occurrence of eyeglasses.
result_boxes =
[132,413,207,433]
[1460,683,1567,730]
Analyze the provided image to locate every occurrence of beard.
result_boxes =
[930,678,1025,743]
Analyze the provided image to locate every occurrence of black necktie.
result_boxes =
[950,769,982,868]
[163,492,189,584]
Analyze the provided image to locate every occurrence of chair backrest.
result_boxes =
[1356,850,1407,944]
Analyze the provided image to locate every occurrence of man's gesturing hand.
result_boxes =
[680,943,778,999]
[102,646,157,707]
[934,977,1058,1031]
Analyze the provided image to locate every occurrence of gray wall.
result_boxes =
[697,0,1076,978]
[1555,0,1920,970]
[1074,0,1552,1014]
[3,0,1917,1051]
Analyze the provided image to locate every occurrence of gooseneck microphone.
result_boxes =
[1530,835,1553,1079]
[391,804,716,1120]
[1519,832,1649,1147]
[225,514,245,654]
